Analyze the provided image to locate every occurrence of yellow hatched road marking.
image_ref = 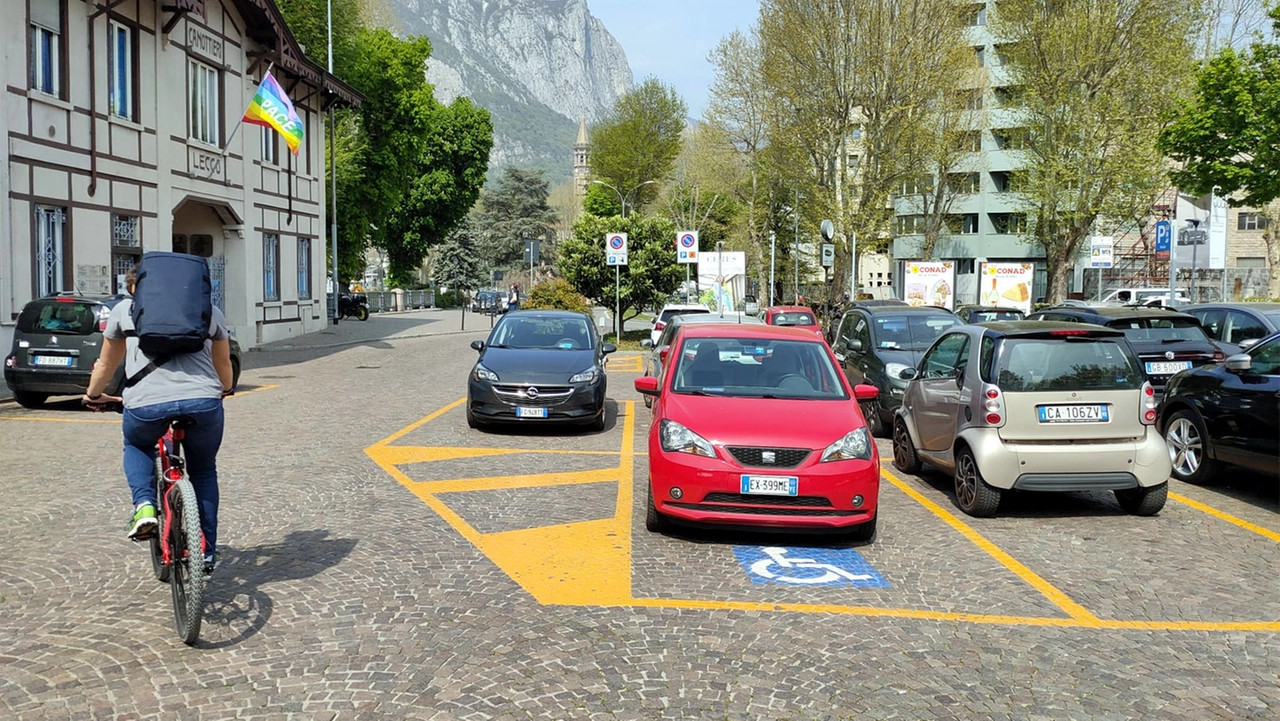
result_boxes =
[607,355,644,373]
[879,465,1099,623]
[1170,492,1280,543]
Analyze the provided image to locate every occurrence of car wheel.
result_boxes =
[465,405,481,430]
[1164,410,1217,485]
[847,514,877,544]
[892,418,921,474]
[644,483,666,533]
[860,401,885,437]
[1115,482,1168,516]
[589,409,607,432]
[954,447,1001,518]
[230,357,241,391]
[13,390,47,409]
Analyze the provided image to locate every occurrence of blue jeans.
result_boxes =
[123,397,224,556]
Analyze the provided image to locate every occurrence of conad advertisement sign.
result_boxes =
[979,262,1034,314]
[902,261,955,310]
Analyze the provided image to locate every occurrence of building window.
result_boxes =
[188,58,220,146]
[960,89,983,111]
[948,214,980,234]
[974,47,985,67]
[966,4,987,26]
[948,173,980,194]
[35,205,67,297]
[955,131,982,153]
[1236,257,1266,269]
[898,178,922,196]
[993,128,1029,151]
[298,238,312,300]
[29,0,62,98]
[894,215,925,235]
[263,233,280,301]
[994,86,1023,108]
[108,21,133,119]
[991,171,1021,193]
[111,214,141,294]
[990,213,1027,234]
[1237,212,1268,230]
[261,126,279,166]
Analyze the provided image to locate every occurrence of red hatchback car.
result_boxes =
[635,324,881,541]
[761,305,825,341]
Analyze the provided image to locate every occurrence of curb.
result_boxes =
[250,327,488,353]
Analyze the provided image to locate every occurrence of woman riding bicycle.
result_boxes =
[84,264,234,575]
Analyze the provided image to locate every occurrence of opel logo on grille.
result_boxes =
[526,387,540,399]
[1165,351,1175,360]
[762,450,776,464]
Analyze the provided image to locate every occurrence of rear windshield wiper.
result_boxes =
[1160,338,1191,344]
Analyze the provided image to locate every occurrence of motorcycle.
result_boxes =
[338,292,370,321]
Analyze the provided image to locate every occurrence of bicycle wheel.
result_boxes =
[149,455,170,583]
[167,478,205,645]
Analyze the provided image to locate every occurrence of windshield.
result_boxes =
[660,308,709,324]
[771,311,816,326]
[872,315,963,351]
[16,301,102,336]
[490,317,593,350]
[672,337,848,399]
[1104,317,1208,343]
[997,338,1143,392]
[972,310,1024,323]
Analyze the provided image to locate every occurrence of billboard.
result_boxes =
[1174,192,1228,270]
[902,261,955,310]
[978,262,1034,314]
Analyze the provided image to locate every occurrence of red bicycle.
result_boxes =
[147,417,207,645]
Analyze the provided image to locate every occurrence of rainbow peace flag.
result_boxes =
[242,72,304,155]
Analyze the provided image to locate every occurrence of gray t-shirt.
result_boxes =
[104,299,229,409]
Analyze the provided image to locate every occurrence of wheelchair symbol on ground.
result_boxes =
[733,546,890,588]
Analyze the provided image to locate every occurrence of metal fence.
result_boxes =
[365,290,435,313]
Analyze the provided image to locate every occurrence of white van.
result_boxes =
[1099,287,1192,305]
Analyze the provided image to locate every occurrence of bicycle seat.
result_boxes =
[169,416,197,429]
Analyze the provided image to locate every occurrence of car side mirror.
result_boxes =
[844,337,863,353]
[634,376,660,396]
[602,343,618,355]
[470,340,485,352]
[640,339,653,349]
[898,367,919,380]
[1225,353,1252,373]
[853,383,879,401]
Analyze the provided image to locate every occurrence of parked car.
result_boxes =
[760,305,825,340]
[1158,331,1280,485]
[742,295,760,315]
[650,303,711,346]
[640,312,764,407]
[892,322,1171,517]
[1181,303,1280,354]
[954,305,1025,324]
[1099,287,1191,305]
[824,299,908,344]
[1025,306,1222,400]
[472,290,501,314]
[829,305,964,436]
[466,310,616,430]
[4,293,242,409]
[634,324,881,540]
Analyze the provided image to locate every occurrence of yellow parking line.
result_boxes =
[880,465,1100,623]
[227,383,279,398]
[1170,492,1280,543]
[371,398,466,447]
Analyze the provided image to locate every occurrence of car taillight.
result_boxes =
[981,384,1005,427]
[1140,381,1157,425]
[1049,329,1091,335]
[1212,349,1225,362]
[655,321,665,331]
[4,355,15,368]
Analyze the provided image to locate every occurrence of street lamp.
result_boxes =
[591,179,656,219]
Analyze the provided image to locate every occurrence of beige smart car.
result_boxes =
[891,322,1171,517]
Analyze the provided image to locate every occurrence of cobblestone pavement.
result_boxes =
[1,317,1277,720]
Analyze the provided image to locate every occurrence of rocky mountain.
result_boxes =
[389,0,633,183]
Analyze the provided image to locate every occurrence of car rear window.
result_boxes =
[660,308,709,324]
[996,338,1143,392]
[16,301,102,336]
[1104,317,1207,343]
[971,310,1025,322]
[771,311,816,326]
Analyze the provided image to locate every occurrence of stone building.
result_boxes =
[572,115,590,204]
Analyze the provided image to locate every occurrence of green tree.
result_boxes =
[589,79,688,211]
[995,0,1199,303]
[558,214,684,324]
[1160,6,1280,297]
[433,219,488,297]
[475,167,558,270]
[583,183,623,217]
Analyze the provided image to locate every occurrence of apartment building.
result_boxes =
[1,0,359,352]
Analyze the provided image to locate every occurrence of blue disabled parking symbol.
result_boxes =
[733,546,890,588]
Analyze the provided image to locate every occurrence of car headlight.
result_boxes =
[885,362,911,382]
[569,367,599,383]
[821,428,873,463]
[473,364,499,382]
[659,419,716,458]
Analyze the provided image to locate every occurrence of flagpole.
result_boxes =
[327,0,339,325]
[220,62,274,160]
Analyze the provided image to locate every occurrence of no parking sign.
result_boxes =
[676,230,698,264]
[606,233,628,266]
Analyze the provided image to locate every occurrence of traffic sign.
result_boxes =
[1154,220,1171,259]
[821,243,835,268]
[1090,236,1114,269]
[676,230,699,264]
[606,232,628,266]
[607,252,628,266]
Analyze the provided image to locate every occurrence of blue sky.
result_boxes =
[589,0,759,117]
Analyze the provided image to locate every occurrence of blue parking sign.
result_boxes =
[733,546,890,588]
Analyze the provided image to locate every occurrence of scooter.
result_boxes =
[338,292,369,321]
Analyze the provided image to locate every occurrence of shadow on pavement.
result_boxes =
[470,399,621,436]
[900,465,1128,519]
[198,529,357,649]
[1184,471,1279,514]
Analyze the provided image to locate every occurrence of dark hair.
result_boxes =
[125,265,138,292]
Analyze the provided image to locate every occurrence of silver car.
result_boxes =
[891,322,1171,517]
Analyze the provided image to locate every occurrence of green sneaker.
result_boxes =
[127,503,158,540]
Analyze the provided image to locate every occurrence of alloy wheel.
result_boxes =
[1166,417,1202,477]
[956,455,978,508]
[893,423,910,467]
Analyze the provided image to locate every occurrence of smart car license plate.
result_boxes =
[1037,404,1108,423]
[516,407,548,419]
[1145,361,1192,375]
[740,475,799,496]
[33,355,74,367]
